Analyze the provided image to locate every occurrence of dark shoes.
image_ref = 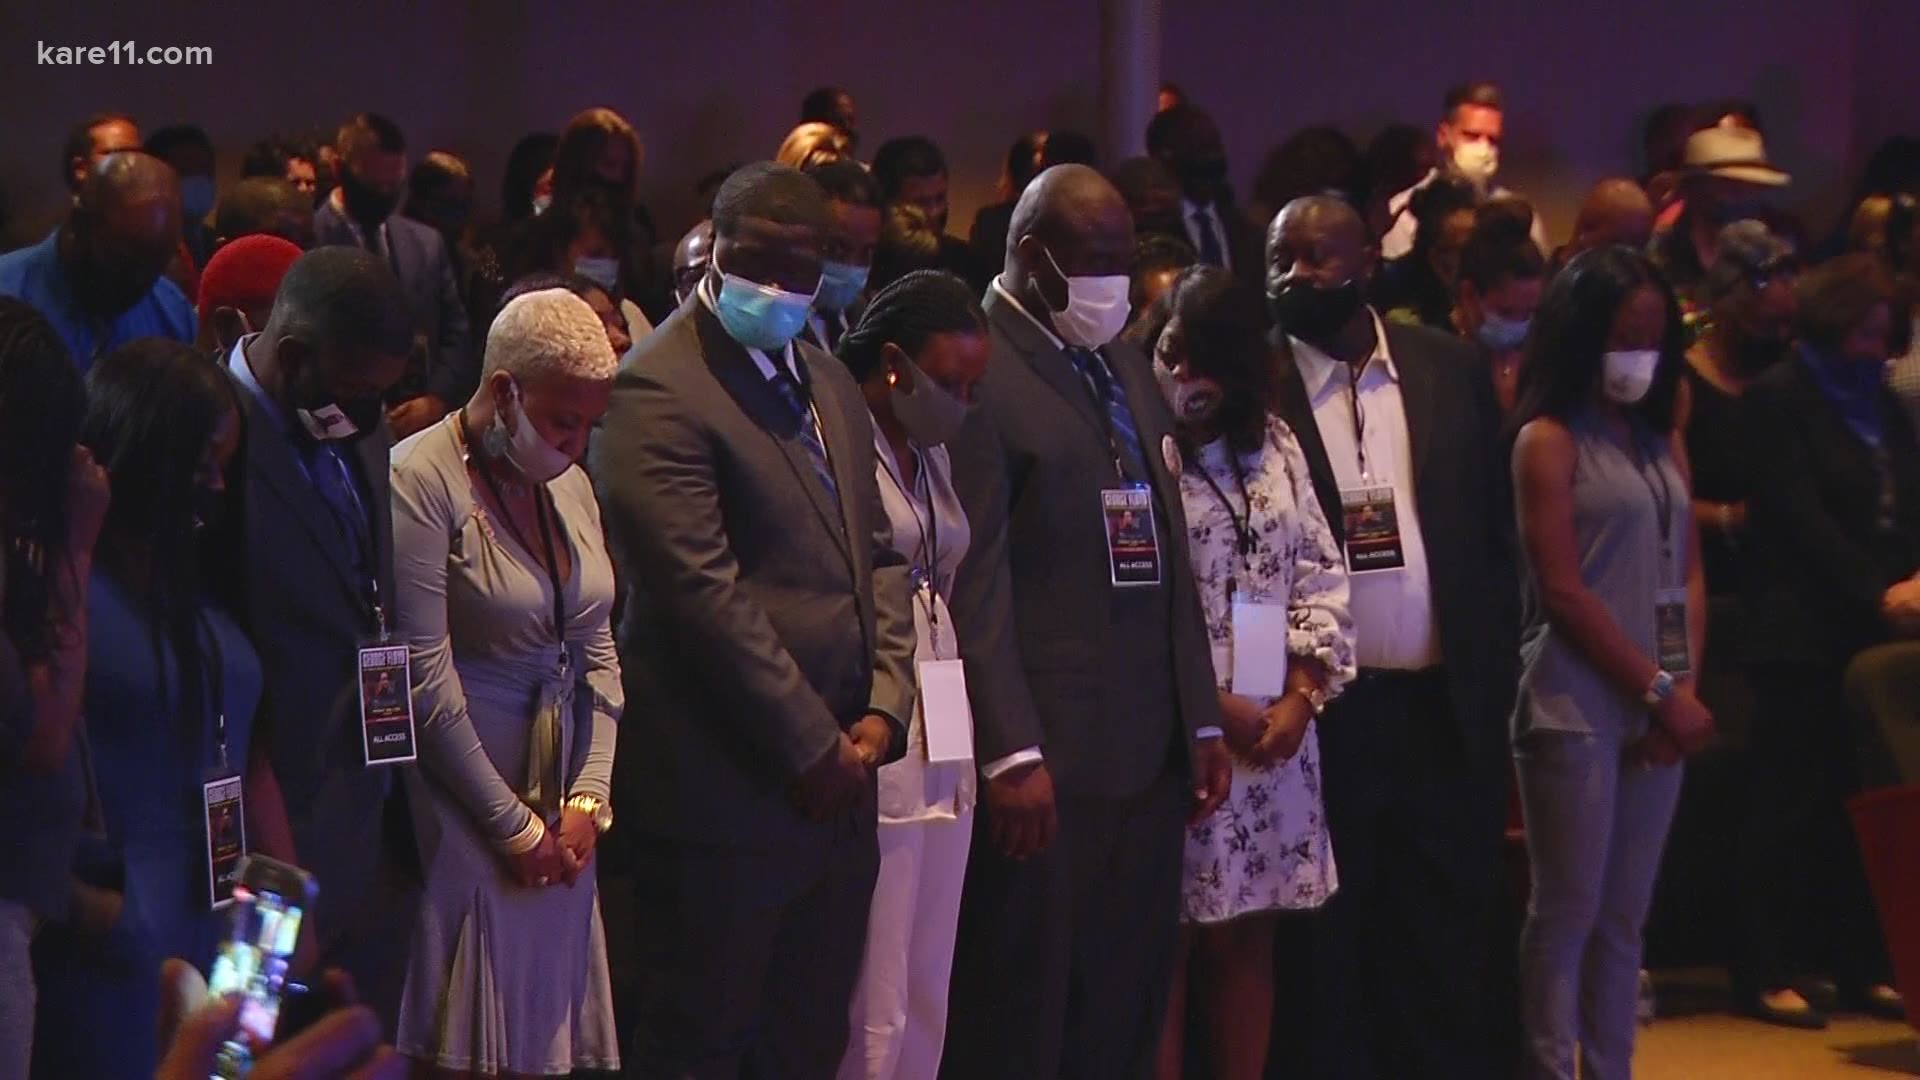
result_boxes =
[1744,988,1829,1030]
[1841,983,1908,1022]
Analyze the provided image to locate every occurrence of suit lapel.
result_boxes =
[1386,323,1436,492]
[693,307,856,567]
[798,344,865,552]
[230,374,365,594]
[1269,332,1346,544]
[983,290,1105,443]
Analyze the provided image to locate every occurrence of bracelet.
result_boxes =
[499,812,546,856]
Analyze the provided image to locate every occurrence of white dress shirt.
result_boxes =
[1290,309,1442,670]
[1181,197,1233,271]
[326,187,391,256]
[979,278,1221,781]
[1380,168,1551,261]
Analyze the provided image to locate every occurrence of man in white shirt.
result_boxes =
[942,163,1229,1078]
[1266,195,1521,1079]
[1381,81,1550,260]
[1147,103,1264,290]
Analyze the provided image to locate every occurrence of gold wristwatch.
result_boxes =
[564,795,613,835]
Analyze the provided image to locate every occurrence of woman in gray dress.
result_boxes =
[390,289,622,1077]
[1510,247,1713,1080]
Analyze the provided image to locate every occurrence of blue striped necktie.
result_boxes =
[769,368,838,503]
[1065,347,1148,479]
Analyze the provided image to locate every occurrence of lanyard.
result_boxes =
[190,610,230,774]
[1627,431,1677,580]
[881,443,945,648]
[461,411,568,663]
[1345,359,1372,480]
[319,445,387,639]
[1196,446,1257,562]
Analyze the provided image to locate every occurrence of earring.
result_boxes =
[887,368,899,387]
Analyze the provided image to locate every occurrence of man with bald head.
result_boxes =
[0,150,192,368]
[942,163,1229,1078]
[1554,177,1656,272]
[1265,195,1519,1078]
[205,246,421,1032]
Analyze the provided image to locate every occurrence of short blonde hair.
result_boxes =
[776,122,851,172]
[483,289,617,382]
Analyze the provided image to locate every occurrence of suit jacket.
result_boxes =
[948,288,1220,798]
[1270,319,1521,774]
[592,301,917,849]
[1742,357,1920,670]
[314,204,476,406]
[210,366,413,948]
[1219,202,1267,294]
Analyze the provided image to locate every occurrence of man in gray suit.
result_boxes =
[313,112,474,440]
[207,246,420,1029]
[592,162,916,1079]
[940,164,1231,1079]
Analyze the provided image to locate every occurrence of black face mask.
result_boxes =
[289,356,384,443]
[1269,279,1364,342]
[338,170,398,228]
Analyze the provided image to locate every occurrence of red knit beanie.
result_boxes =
[196,235,303,325]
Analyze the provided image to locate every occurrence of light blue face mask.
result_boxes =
[573,255,620,292]
[814,260,870,314]
[179,174,216,222]
[713,266,817,351]
[1477,311,1531,352]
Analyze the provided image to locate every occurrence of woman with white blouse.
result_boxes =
[832,271,991,1080]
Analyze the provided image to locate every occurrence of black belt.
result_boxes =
[1351,665,1446,687]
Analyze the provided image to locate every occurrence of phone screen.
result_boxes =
[207,882,305,1075]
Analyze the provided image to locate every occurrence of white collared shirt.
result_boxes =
[1290,309,1441,670]
[1181,197,1233,270]
[1381,168,1550,261]
[980,278,1221,780]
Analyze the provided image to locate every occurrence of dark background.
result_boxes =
[4,0,1919,251]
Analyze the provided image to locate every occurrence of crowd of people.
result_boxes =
[0,74,1918,1080]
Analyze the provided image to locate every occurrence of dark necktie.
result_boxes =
[1065,347,1148,479]
[1192,206,1226,267]
[769,368,839,504]
[303,442,371,572]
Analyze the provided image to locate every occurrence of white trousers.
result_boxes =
[838,812,974,1080]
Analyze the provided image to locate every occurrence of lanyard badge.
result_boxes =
[1101,484,1163,587]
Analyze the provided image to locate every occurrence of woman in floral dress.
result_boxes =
[1152,267,1356,1080]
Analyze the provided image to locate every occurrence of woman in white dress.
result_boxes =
[832,271,991,1080]
[1152,267,1357,1080]
[390,289,623,1078]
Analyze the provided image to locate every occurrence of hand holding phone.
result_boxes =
[156,961,402,1080]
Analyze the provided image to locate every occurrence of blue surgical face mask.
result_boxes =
[573,255,620,292]
[1477,311,1531,352]
[814,260,870,314]
[179,174,216,222]
[713,263,818,351]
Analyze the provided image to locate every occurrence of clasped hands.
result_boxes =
[506,806,598,889]
[790,713,893,822]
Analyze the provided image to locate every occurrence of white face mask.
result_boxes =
[494,379,574,483]
[1452,139,1500,185]
[573,255,620,291]
[1602,349,1660,404]
[1042,247,1131,349]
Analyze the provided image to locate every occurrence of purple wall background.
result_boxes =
[3,0,1917,251]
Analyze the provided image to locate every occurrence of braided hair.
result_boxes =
[835,270,986,383]
[0,297,86,662]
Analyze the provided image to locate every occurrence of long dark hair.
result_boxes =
[81,340,237,729]
[0,298,85,662]
[1512,246,1685,435]
[1166,266,1276,456]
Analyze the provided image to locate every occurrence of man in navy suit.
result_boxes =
[313,112,473,440]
